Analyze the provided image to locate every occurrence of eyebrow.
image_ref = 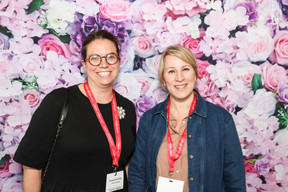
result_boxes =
[88,52,118,57]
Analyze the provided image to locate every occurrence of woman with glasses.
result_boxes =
[14,30,136,192]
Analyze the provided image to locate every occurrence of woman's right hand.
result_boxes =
[23,166,42,192]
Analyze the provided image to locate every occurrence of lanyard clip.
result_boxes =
[168,171,173,178]
[113,166,118,176]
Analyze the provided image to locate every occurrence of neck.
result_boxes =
[80,81,114,104]
[169,94,195,117]
[92,88,114,104]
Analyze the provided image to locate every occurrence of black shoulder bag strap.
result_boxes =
[41,88,70,183]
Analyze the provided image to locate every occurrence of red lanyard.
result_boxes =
[166,94,197,173]
[84,81,121,167]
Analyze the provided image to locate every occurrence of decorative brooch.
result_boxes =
[117,106,126,120]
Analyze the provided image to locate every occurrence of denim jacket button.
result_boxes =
[190,177,194,181]
[189,116,192,119]
[188,134,192,138]
[189,155,194,159]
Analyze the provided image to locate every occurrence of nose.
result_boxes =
[99,57,109,68]
[175,71,184,82]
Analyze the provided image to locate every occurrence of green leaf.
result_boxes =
[246,159,257,163]
[59,35,71,44]
[276,107,288,129]
[28,0,44,14]
[0,155,8,166]
[251,73,263,94]
[0,25,13,38]
[48,29,71,43]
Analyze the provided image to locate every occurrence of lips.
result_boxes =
[97,71,111,77]
[175,84,187,89]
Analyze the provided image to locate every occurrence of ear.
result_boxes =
[82,60,87,68]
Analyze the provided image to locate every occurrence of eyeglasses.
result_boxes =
[85,53,120,66]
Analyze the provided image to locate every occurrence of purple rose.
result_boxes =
[235,1,258,26]
[134,96,157,131]
[135,96,156,118]
[82,16,100,37]
[98,17,130,45]
[278,84,288,103]
[70,14,100,48]
[255,156,272,176]
[70,15,130,54]
[277,0,288,18]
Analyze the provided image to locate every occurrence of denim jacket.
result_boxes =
[128,90,246,192]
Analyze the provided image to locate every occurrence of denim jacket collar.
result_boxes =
[154,89,207,119]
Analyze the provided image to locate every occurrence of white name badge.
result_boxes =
[156,176,184,192]
[105,170,124,192]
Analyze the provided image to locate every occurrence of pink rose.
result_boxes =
[22,89,41,108]
[270,31,288,66]
[244,161,258,174]
[248,40,274,62]
[182,36,204,59]
[196,60,210,79]
[246,27,274,62]
[182,29,205,59]
[261,62,288,91]
[0,158,12,178]
[132,35,156,58]
[17,53,44,75]
[165,0,208,17]
[232,61,261,86]
[130,69,152,95]
[38,34,70,59]
[100,0,131,22]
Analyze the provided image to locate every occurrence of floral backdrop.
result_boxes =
[0,0,288,191]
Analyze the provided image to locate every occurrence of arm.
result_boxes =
[223,116,246,192]
[128,118,148,192]
[23,166,42,192]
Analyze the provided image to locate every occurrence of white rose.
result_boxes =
[113,72,141,101]
[46,0,76,35]
[243,89,276,119]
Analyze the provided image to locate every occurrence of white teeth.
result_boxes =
[175,85,186,88]
[98,72,110,76]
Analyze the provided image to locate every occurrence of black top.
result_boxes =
[14,85,136,192]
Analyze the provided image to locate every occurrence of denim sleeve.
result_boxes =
[128,116,148,192]
[223,115,247,192]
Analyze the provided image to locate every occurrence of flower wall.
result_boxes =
[0,0,288,191]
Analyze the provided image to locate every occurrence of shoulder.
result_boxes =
[202,100,234,127]
[44,87,67,99]
[40,86,76,107]
[206,101,231,117]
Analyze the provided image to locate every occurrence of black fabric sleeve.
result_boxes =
[14,88,67,169]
